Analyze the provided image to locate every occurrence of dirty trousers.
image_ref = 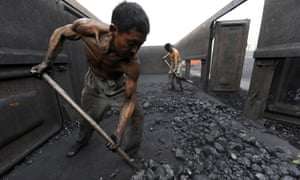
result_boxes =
[76,69,144,154]
[168,61,184,89]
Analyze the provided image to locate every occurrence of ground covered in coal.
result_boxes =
[132,75,300,180]
[211,90,300,151]
[2,74,300,180]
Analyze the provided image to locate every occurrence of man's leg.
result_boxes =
[168,73,175,90]
[177,61,184,91]
[122,101,144,157]
[178,79,184,91]
[67,92,108,157]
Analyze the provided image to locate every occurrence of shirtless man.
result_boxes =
[162,43,183,91]
[31,2,150,157]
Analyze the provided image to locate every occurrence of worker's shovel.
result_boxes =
[162,58,194,85]
[36,72,137,168]
[172,73,194,85]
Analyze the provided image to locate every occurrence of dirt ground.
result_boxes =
[2,74,300,180]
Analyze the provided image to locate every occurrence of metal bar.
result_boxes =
[174,75,194,85]
[61,0,87,18]
[41,73,137,168]
[0,70,32,80]
[163,59,171,68]
[162,59,194,85]
[185,59,191,79]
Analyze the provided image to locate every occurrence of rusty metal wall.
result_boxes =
[0,0,90,175]
[243,0,300,122]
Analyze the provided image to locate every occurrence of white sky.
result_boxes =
[76,0,265,48]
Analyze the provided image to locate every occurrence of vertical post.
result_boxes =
[243,59,277,120]
[185,59,191,79]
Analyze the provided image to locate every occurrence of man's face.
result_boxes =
[113,28,146,58]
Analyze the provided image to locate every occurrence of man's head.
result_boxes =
[109,1,150,58]
[111,1,150,37]
[164,43,172,52]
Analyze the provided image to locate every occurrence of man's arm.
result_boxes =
[107,60,140,150]
[116,76,137,135]
[45,25,81,64]
[72,18,109,44]
[31,23,81,75]
[31,18,107,75]
[162,53,170,60]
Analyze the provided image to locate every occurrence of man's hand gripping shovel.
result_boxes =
[31,69,138,169]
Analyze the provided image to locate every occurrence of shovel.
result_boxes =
[38,72,137,168]
[162,58,194,85]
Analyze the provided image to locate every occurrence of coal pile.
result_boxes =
[131,84,300,180]
[211,90,300,154]
[3,75,300,180]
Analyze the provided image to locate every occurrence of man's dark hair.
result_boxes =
[164,43,172,51]
[112,1,150,36]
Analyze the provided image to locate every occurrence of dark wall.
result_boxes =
[138,46,168,74]
[0,1,60,51]
[175,21,211,60]
[0,1,65,65]
[254,0,300,58]
[244,0,300,121]
[0,0,89,174]
[0,0,88,102]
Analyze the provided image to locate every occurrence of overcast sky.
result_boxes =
[76,0,265,48]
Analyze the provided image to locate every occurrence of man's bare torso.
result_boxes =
[81,32,136,80]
